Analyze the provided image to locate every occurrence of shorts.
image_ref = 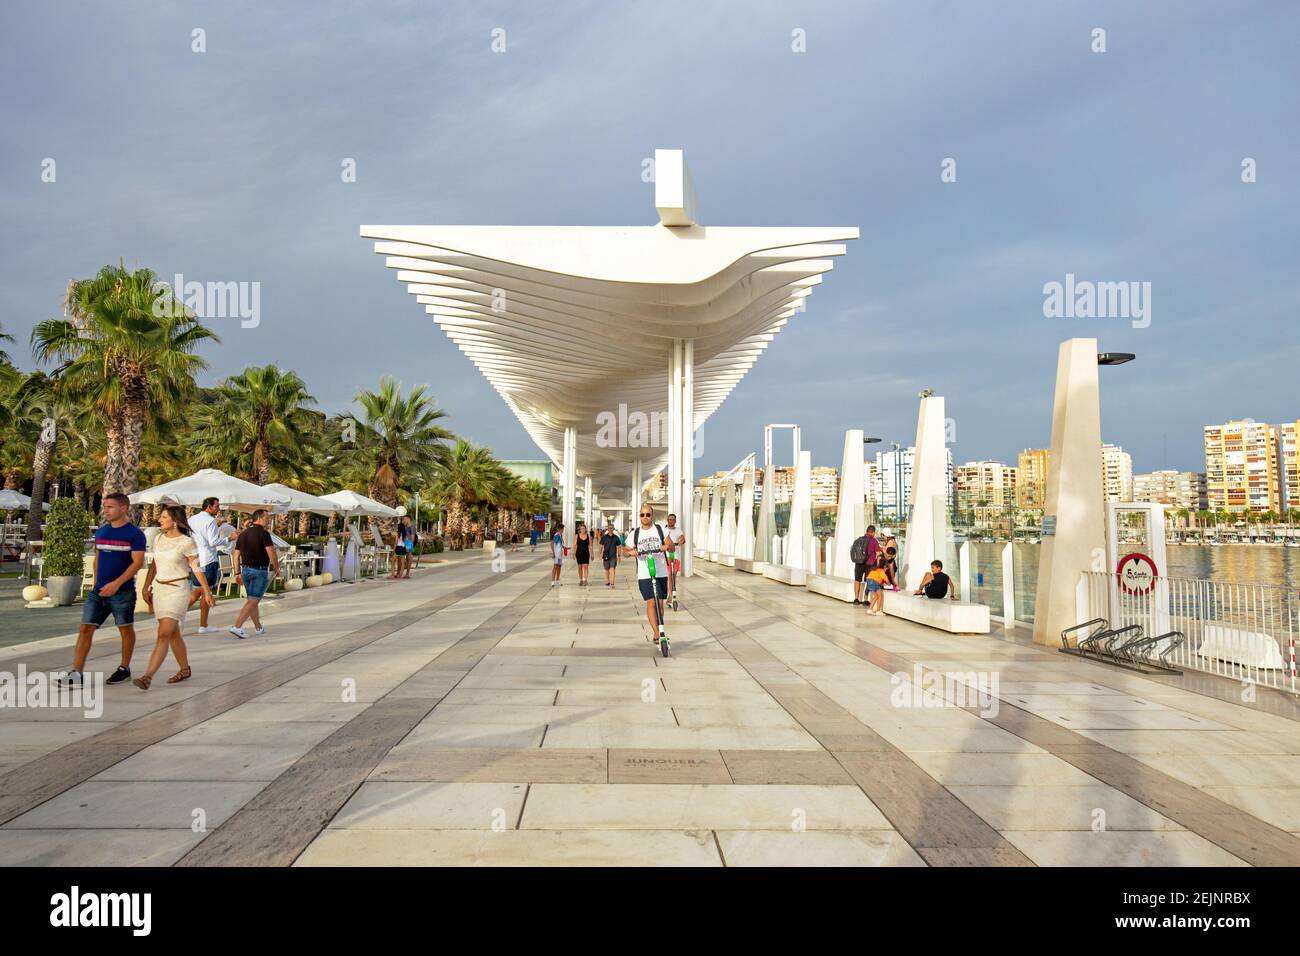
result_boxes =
[865,579,883,593]
[394,545,407,556]
[81,588,136,627]
[553,557,563,566]
[189,560,220,589]
[638,576,666,601]
[603,557,617,569]
[853,562,869,582]
[242,566,271,599]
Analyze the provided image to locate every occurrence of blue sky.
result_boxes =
[2,0,1296,479]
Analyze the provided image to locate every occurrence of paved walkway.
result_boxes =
[1,552,1298,866]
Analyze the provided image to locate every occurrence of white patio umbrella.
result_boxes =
[0,490,48,511]
[130,469,291,513]
[321,491,399,581]
[263,483,341,516]
[320,490,400,517]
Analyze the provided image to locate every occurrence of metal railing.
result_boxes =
[1083,571,1298,693]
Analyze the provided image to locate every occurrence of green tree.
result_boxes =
[425,439,500,549]
[31,264,217,495]
[190,365,319,483]
[349,375,452,510]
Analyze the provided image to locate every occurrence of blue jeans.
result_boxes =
[242,566,270,599]
[81,588,136,627]
[189,560,220,588]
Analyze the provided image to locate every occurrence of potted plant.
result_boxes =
[42,497,92,606]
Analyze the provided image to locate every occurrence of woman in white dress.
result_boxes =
[135,506,215,689]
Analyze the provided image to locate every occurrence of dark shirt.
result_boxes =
[235,524,275,568]
[923,572,951,599]
[93,522,147,591]
[601,531,619,560]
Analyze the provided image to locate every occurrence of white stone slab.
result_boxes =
[762,564,807,587]
[806,573,857,603]
[885,592,990,634]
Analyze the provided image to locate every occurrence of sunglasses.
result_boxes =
[639,513,653,518]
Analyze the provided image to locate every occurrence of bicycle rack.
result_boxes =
[1059,620,1183,675]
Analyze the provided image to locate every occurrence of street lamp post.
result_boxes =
[864,436,882,526]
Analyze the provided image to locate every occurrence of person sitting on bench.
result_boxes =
[913,560,955,600]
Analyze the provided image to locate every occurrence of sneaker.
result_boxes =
[106,665,131,685]
[228,626,247,639]
[57,668,83,688]
[254,626,267,636]
[853,599,861,605]
[198,626,218,634]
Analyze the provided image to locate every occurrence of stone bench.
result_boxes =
[806,573,856,602]
[884,592,990,634]
[734,558,766,574]
[762,564,807,587]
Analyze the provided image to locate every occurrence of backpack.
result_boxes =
[850,535,869,564]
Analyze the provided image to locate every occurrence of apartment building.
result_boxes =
[1204,420,1283,514]
[1101,443,1134,502]
[1016,448,1050,510]
[954,460,1018,524]
[1132,470,1208,510]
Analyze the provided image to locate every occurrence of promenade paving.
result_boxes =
[1,550,1298,867]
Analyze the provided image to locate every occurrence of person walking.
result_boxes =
[186,496,224,632]
[134,506,215,689]
[664,513,686,608]
[529,523,539,552]
[622,505,673,651]
[550,522,565,586]
[391,515,415,579]
[228,510,279,638]
[59,493,146,688]
[574,522,591,586]
[600,521,620,587]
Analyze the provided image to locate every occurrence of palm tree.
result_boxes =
[0,321,13,366]
[350,376,452,511]
[426,439,500,549]
[189,365,318,483]
[31,264,217,495]
[11,371,92,544]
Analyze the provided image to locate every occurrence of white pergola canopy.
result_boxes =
[361,150,855,569]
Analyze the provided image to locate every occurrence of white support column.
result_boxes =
[720,479,736,562]
[631,459,643,530]
[562,426,577,545]
[667,339,681,521]
[831,429,865,579]
[900,395,946,590]
[681,339,694,576]
[1001,542,1016,626]
[1033,338,1105,646]
[583,476,593,529]
[755,464,775,562]
[786,450,813,571]
[959,540,972,602]
[707,483,722,558]
[736,465,756,560]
